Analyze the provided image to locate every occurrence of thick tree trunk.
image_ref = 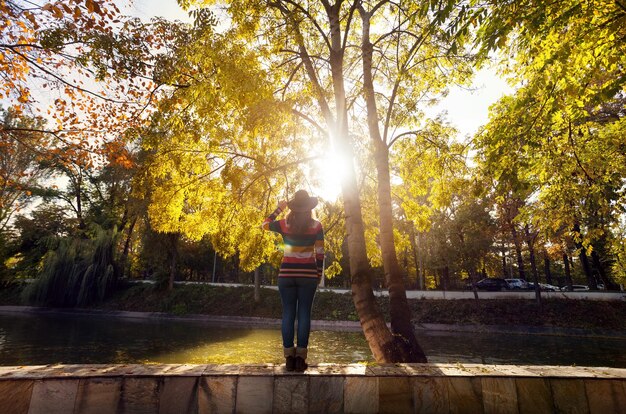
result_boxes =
[319,4,414,363]
[356,7,426,362]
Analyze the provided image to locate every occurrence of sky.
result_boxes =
[128,0,513,141]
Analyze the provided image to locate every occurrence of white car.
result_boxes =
[560,284,590,291]
[539,283,560,291]
[505,278,529,290]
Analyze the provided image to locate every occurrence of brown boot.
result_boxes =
[295,347,308,372]
[284,347,296,371]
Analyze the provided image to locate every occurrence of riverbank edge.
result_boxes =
[2,305,625,339]
[1,363,625,414]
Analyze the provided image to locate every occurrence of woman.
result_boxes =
[262,189,324,372]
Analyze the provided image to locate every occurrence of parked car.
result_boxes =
[539,283,560,291]
[527,282,559,291]
[560,284,590,291]
[474,278,510,291]
[505,278,529,290]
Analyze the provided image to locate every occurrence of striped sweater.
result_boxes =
[262,207,324,278]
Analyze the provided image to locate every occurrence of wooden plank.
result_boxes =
[379,377,412,414]
[515,378,553,414]
[158,377,198,414]
[0,380,34,414]
[344,377,378,414]
[235,376,273,414]
[309,376,343,413]
[197,376,236,414]
[412,377,449,414]
[119,377,160,414]
[28,379,79,414]
[446,377,483,414]
[273,377,308,414]
[585,379,626,414]
[551,379,590,414]
[74,378,121,414]
[481,377,518,414]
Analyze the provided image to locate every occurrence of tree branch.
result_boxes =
[11,49,134,104]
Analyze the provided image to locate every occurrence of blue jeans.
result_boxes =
[278,277,318,348]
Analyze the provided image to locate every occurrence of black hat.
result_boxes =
[288,190,318,212]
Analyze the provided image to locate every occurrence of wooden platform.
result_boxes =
[0,363,624,413]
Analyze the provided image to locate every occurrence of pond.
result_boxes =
[0,313,625,367]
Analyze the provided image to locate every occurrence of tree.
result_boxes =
[1,0,163,125]
[199,0,431,361]
[134,9,314,294]
[169,0,475,361]
[9,203,72,279]
[474,70,625,291]
[0,107,50,233]
[1,0,180,217]
[357,0,474,360]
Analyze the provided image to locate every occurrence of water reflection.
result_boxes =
[0,313,624,367]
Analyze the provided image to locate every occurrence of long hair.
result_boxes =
[286,210,314,235]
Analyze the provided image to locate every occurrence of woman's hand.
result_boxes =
[278,200,288,211]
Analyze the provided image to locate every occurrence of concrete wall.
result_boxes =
[0,363,624,413]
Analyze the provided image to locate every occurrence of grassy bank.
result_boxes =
[1,282,625,331]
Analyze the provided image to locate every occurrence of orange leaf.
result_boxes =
[52,6,64,19]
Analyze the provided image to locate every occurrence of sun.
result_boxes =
[310,151,351,202]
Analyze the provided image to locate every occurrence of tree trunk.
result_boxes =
[254,267,261,303]
[319,4,415,363]
[563,253,573,289]
[167,233,179,291]
[511,225,526,279]
[442,266,450,291]
[543,251,553,285]
[119,216,137,278]
[357,7,426,362]
[591,250,618,290]
[524,226,541,306]
[417,233,425,290]
[469,268,479,300]
[501,242,507,277]
[573,223,597,289]
[74,173,86,231]
[409,226,422,289]
[578,249,596,289]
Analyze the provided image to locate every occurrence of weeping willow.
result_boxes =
[23,228,119,307]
